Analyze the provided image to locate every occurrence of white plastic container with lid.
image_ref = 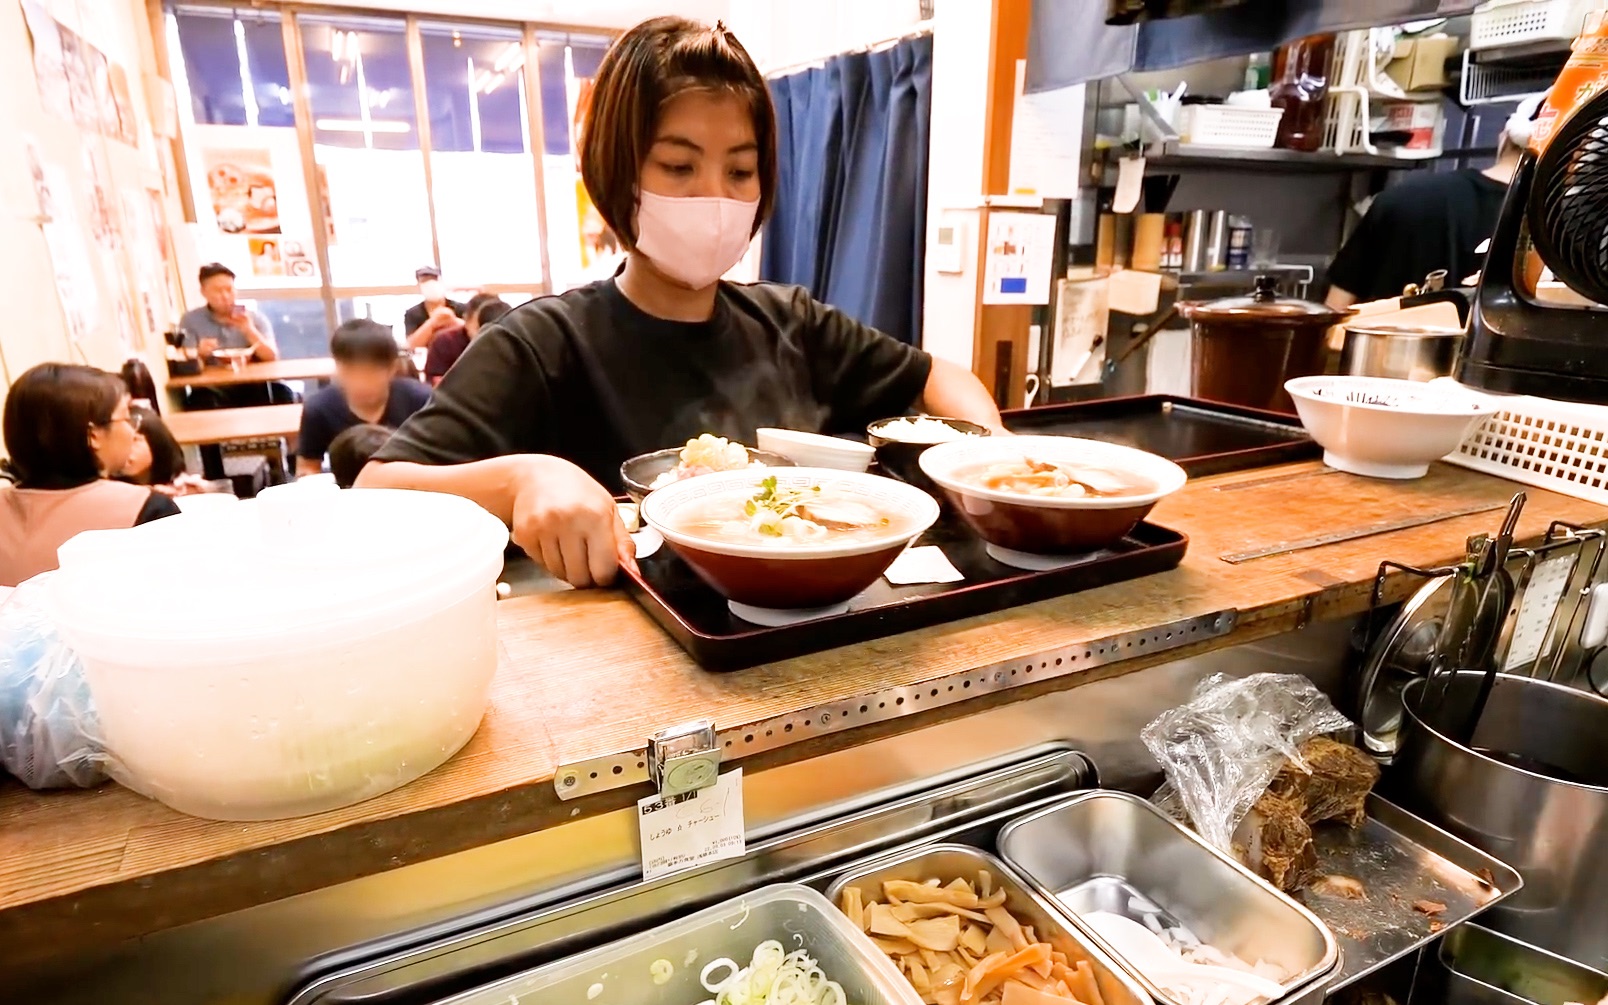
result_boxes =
[46,487,509,820]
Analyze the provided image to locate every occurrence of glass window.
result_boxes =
[300,13,433,288]
[420,22,544,286]
[241,296,331,361]
[536,32,617,291]
[169,7,319,291]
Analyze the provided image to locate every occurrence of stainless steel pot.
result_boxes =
[1339,322,1463,382]
[1397,672,1608,970]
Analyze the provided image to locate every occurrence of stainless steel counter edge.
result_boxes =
[553,608,1239,799]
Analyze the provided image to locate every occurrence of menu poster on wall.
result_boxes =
[108,64,139,146]
[27,137,100,350]
[122,192,164,338]
[85,41,120,141]
[203,145,281,236]
[190,125,319,288]
[56,26,99,133]
[19,0,72,121]
[82,147,121,256]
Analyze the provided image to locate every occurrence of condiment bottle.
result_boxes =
[1269,34,1336,152]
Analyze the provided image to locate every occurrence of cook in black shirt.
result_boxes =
[363,16,1002,588]
[1326,95,1542,308]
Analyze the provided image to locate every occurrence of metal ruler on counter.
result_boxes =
[552,609,1238,800]
[1220,501,1512,564]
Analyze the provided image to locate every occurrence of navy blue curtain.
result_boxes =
[763,35,933,345]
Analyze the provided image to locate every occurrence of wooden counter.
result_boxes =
[1,462,1602,967]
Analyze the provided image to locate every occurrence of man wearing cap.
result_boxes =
[1325,94,1546,308]
[178,262,279,362]
[403,266,468,350]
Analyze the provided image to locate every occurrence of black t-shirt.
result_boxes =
[1328,169,1509,302]
[374,279,933,494]
[403,299,468,337]
[136,492,181,524]
[299,379,433,462]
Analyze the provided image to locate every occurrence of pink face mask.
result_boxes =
[633,191,758,290]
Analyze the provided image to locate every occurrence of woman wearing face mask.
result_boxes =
[361,16,1003,589]
[0,364,182,587]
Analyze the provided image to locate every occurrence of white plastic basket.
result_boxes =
[1470,0,1599,50]
[1176,104,1285,148]
[1445,390,1608,505]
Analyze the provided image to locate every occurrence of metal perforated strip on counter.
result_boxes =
[552,609,1238,798]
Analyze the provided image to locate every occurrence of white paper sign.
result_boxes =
[637,768,745,881]
[1008,60,1085,199]
[982,211,1057,306]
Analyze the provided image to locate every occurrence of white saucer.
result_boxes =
[985,543,1085,571]
[631,527,663,559]
[728,598,855,626]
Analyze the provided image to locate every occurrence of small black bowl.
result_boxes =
[620,446,795,504]
[866,416,992,497]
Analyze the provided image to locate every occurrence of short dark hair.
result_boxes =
[415,266,441,281]
[328,423,393,489]
[125,405,185,486]
[474,301,512,329]
[330,318,401,368]
[198,262,235,284]
[580,17,775,248]
[2,363,127,489]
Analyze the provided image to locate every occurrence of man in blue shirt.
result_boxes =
[297,320,430,477]
[177,263,278,362]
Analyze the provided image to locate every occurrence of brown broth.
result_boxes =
[955,458,1156,499]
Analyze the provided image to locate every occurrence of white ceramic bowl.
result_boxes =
[641,467,938,613]
[47,488,509,820]
[757,427,875,472]
[919,436,1187,561]
[1285,375,1498,479]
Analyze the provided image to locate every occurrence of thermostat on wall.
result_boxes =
[933,220,966,274]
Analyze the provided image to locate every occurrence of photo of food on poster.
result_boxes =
[19,0,73,122]
[204,146,280,235]
[56,26,99,133]
[83,147,121,255]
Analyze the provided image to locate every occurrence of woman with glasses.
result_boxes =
[0,363,181,587]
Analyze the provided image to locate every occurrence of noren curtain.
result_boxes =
[762,34,933,345]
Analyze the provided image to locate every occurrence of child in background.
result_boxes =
[120,406,211,496]
[328,423,393,489]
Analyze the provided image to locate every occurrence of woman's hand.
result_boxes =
[511,455,637,588]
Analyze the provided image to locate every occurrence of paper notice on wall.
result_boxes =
[1008,60,1086,199]
[190,125,319,289]
[982,211,1057,306]
[28,138,99,349]
[57,25,99,133]
[20,0,73,122]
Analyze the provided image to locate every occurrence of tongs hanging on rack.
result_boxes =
[1420,492,1527,745]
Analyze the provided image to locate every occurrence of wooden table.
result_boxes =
[166,357,335,389]
[1,461,1603,968]
[163,404,303,446]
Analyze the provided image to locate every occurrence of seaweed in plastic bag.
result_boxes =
[1141,672,1352,852]
[0,574,110,789]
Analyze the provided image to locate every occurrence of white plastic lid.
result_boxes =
[47,487,509,662]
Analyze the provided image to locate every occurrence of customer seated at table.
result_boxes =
[403,266,468,350]
[0,363,181,587]
[328,423,393,489]
[424,294,511,386]
[178,262,278,363]
[119,405,211,497]
[296,320,431,477]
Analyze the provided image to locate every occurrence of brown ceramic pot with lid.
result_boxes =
[1180,275,1349,413]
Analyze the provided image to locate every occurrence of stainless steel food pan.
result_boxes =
[826,842,1152,1005]
[998,790,1338,1005]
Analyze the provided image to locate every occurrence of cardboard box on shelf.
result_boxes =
[1385,34,1461,92]
[1374,99,1446,154]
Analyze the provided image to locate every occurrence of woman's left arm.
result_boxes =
[918,357,1005,433]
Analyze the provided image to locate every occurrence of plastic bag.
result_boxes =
[0,574,110,789]
[1141,672,1353,852]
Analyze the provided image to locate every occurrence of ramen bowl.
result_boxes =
[640,467,939,617]
[1284,375,1498,479]
[620,446,794,504]
[919,435,1187,565]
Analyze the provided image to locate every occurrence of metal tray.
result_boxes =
[1436,924,1608,1005]
[997,790,1337,1005]
[1002,395,1318,477]
[623,521,1188,671]
[1296,794,1523,992]
[824,843,1153,1005]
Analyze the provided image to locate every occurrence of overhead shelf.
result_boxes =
[1116,143,1429,173]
